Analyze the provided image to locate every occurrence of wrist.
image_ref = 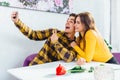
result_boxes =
[14,19,20,24]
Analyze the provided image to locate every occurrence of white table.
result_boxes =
[8,61,120,80]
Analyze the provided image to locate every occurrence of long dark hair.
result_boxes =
[76,12,97,50]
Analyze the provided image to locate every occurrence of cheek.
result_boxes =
[76,24,84,31]
[70,26,75,31]
[70,24,75,28]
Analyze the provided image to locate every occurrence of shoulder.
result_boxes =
[57,30,65,34]
[57,30,65,36]
[85,30,97,39]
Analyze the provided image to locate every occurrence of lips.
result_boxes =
[75,27,79,30]
[75,27,78,30]
[66,26,70,29]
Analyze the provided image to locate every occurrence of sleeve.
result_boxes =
[52,41,76,62]
[73,31,96,62]
[14,19,54,40]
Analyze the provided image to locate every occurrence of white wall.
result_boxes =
[111,0,120,52]
[72,0,110,41]
[0,0,110,80]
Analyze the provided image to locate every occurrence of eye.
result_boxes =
[76,21,80,24]
[70,20,74,23]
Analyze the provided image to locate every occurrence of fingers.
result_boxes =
[11,11,18,22]
[11,11,18,19]
[12,11,18,16]
[70,41,77,47]
[51,29,58,43]
[52,29,57,34]
[77,58,86,65]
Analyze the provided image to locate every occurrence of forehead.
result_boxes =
[76,16,80,21]
[68,16,75,21]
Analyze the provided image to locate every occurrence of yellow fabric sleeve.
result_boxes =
[73,30,96,62]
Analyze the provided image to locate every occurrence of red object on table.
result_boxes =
[56,64,66,75]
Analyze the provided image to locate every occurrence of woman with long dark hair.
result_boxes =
[71,12,118,65]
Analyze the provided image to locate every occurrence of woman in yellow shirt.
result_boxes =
[71,12,118,64]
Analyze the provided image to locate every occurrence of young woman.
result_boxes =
[71,12,118,65]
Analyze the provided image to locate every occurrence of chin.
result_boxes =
[65,31,69,33]
[65,30,71,33]
[65,29,69,32]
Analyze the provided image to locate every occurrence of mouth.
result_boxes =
[66,26,70,29]
[75,27,78,30]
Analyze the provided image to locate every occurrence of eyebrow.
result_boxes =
[67,18,75,22]
[69,19,74,21]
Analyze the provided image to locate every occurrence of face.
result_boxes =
[75,16,85,32]
[65,16,75,33]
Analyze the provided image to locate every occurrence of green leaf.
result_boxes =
[68,66,86,73]
[88,67,94,73]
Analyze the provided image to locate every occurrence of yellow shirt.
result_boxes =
[73,30,113,62]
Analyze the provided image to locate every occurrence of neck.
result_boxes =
[65,33,75,40]
[80,31,85,37]
[81,32,84,37]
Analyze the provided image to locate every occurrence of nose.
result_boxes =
[66,21,69,25]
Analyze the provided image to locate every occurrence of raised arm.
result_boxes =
[11,11,53,40]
